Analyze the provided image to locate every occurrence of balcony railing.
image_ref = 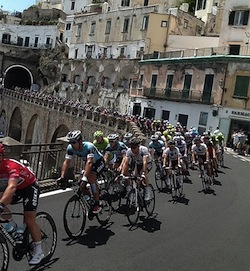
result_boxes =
[139,87,214,104]
[143,46,250,60]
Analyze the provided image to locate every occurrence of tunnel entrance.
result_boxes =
[3,65,33,90]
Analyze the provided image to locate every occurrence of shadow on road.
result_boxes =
[64,224,115,248]
[124,213,162,233]
[30,257,59,271]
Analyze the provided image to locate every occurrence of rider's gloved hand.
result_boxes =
[0,202,4,214]
[81,176,88,182]
[57,177,68,190]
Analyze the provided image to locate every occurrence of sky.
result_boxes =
[0,0,36,13]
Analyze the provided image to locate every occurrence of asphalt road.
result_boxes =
[8,151,250,271]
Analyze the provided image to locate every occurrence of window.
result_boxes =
[229,10,249,26]
[229,44,240,55]
[184,20,188,29]
[162,110,170,120]
[71,1,75,10]
[202,74,214,102]
[166,74,173,89]
[144,0,149,6]
[161,21,168,27]
[90,21,96,35]
[66,23,71,30]
[123,18,129,32]
[34,37,38,47]
[76,24,82,37]
[196,0,206,10]
[233,76,249,97]
[74,48,78,59]
[142,16,149,30]
[120,47,125,55]
[24,37,29,47]
[105,20,111,34]
[121,0,130,6]
[199,112,208,126]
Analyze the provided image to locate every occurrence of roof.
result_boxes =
[139,55,250,65]
[0,136,23,146]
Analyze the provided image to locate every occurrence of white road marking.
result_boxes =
[40,188,72,198]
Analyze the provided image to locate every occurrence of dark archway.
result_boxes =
[9,107,22,141]
[3,65,33,90]
[25,114,39,144]
[51,124,69,144]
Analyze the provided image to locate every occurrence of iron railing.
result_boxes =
[139,87,214,104]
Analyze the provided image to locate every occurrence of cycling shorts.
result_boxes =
[12,181,40,212]
[133,162,153,173]
[91,158,105,175]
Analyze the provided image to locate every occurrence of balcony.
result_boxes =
[141,87,214,104]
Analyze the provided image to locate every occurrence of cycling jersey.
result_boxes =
[175,140,187,156]
[93,137,109,154]
[192,143,207,156]
[66,142,103,163]
[105,141,128,160]
[0,158,37,191]
[148,140,165,153]
[126,146,152,165]
[164,147,181,161]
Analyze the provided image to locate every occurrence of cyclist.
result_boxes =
[121,137,153,201]
[148,134,165,163]
[191,137,212,179]
[58,130,105,214]
[162,140,182,186]
[174,136,189,176]
[123,132,133,147]
[203,135,218,177]
[0,143,44,265]
[93,130,109,155]
[104,134,128,171]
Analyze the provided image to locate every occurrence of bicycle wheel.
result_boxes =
[177,175,184,197]
[96,189,112,226]
[170,174,177,201]
[126,188,140,226]
[24,211,57,264]
[145,184,155,216]
[0,233,9,271]
[107,179,122,212]
[201,172,208,191]
[63,195,86,239]
[155,167,164,191]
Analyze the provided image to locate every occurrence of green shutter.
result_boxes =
[234,76,249,97]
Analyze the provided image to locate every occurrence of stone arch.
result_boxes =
[9,107,22,141]
[0,110,6,137]
[61,64,71,82]
[103,64,116,88]
[74,63,85,84]
[3,65,34,90]
[51,124,69,144]
[25,114,39,144]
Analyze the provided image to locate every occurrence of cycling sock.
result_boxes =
[34,241,43,253]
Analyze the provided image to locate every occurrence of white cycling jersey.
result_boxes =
[165,146,181,161]
[192,143,207,155]
[126,146,152,165]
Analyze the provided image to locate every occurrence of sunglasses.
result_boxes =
[69,140,78,145]
[109,140,116,143]
[131,145,139,149]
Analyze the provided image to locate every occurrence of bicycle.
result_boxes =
[106,173,127,212]
[154,158,168,192]
[199,162,213,192]
[167,166,184,201]
[62,178,112,239]
[0,210,57,271]
[123,175,155,226]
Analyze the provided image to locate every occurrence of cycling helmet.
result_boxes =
[155,131,162,137]
[107,134,119,141]
[217,133,224,140]
[151,135,158,141]
[168,140,175,146]
[174,136,182,142]
[124,132,133,139]
[130,137,141,147]
[93,130,103,138]
[194,136,201,142]
[0,143,5,155]
[66,130,82,143]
